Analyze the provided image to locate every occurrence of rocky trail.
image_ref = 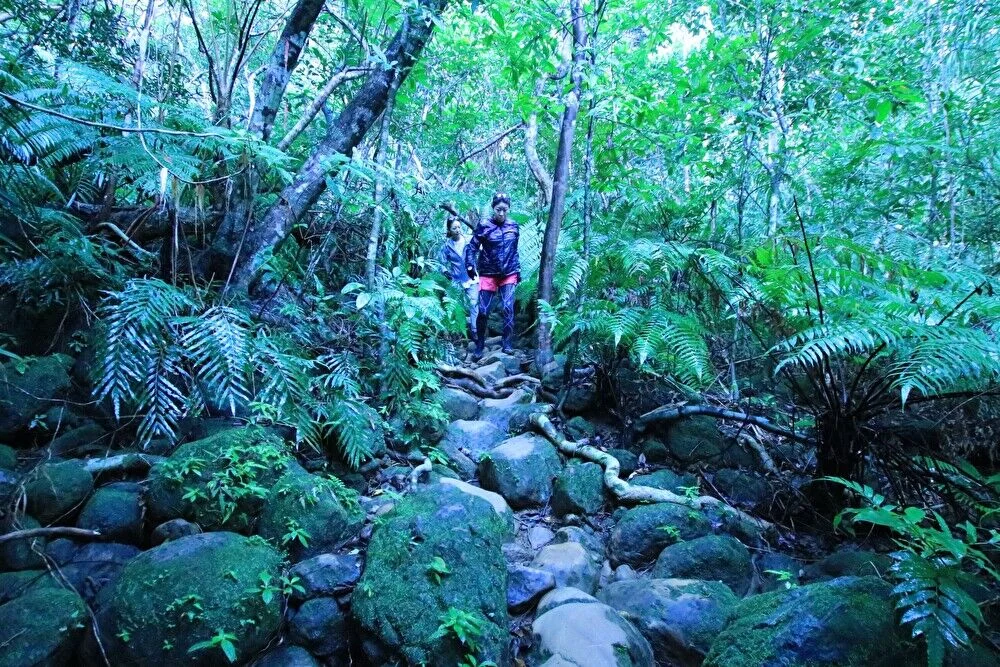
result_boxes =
[0,347,987,666]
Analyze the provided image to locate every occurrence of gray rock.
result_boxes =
[529,588,654,667]
[479,433,562,509]
[613,564,637,582]
[0,469,17,505]
[289,553,363,602]
[54,542,140,605]
[435,387,480,421]
[551,462,604,517]
[631,468,697,494]
[24,460,93,524]
[712,468,770,507]
[438,477,514,527]
[479,388,533,433]
[150,518,202,546]
[289,597,348,658]
[536,587,599,616]
[666,417,756,469]
[477,360,507,384]
[532,542,600,594]
[803,548,892,582]
[564,416,596,441]
[481,350,521,374]
[609,503,712,567]
[607,448,639,476]
[553,525,605,556]
[437,420,503,477]
[250,645,320,667]
[641,438,669,463]
[653,535,753,596]
[528,525,555,550]
[601,578,737,666]
[0,587,87,667]
[704,577,920,666]
[76,483,143,544]
[50,423,108,456]
[508,564,557,613]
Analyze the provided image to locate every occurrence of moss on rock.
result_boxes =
[0,354,72,438]
[146,427,292,532]
[352,483,510,666]
[704,576,919,666]
[609,503,713,567]
[653,535,752,596]
[24,460,93,524]
[0,587,88,667]
[256,467,364,562]
[93,532,283,666]
[76,483,143,544]
[551,462,605,517]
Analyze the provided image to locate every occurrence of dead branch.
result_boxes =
[83,453,166,476]
[0,527,101,545]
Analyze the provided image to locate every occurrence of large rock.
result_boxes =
[24,460,94,524]
[609,503,712,567]
[146,427,293,532]
[90,532,283,666]
[435,387,481,421]
[289,597,348,658]
[608,448,639,477]
[508,564,556,613]
[0,354,72,438]
[631,468,697,494]
[289,553,363,602]
[1,515,46,570]
[704,576,919,666]
[0,569,61,603]
[601,578,737,666]
[150,518,202,546]
[802,548,892,582]
[479,388,534,433]
[479,433,562,509]
[531,542,599,594]
[250,646,320,667]
[0,587,88,667]
[653,535,752,596]
[551,462,604,517]
[256,467,364,562]
[50,423,108,456]
[665,417,755,469]
[528,588,654,667]
[712,468,770,507]
[353,484,511,666]
[439,477,514,527]
[76,482,143,544]
[437,420,503,478]
[48,541,140,604]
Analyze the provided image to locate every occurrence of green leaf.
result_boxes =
[356,292,372,310]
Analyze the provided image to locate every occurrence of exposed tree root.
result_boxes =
[409,457,432,490]
[83,453,165,476]
[636,403,811,444]
[530,413,773,534]
[0,527,101,545]
[738,428,780,476]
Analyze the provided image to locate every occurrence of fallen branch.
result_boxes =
[95,222,157,259]
[738,428,780,476]
[636,404,810,444]
[0,527,101,545]
[83,453,166,476]
[530,413,773,534]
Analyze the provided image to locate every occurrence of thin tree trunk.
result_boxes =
[366,83,400,289]
[525,80,553,206]
[131,0,157,89]
[277,67,368,151]
[536,0,587,369]
[221,0,449,295]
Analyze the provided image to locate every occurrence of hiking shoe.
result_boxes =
[472,348,484,362]
[501,345,514,355]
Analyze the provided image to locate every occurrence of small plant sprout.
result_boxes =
[188,629,239,663]
[427,556,451,584]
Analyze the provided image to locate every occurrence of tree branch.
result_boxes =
[635,403,811,444]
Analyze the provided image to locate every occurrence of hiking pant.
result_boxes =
[464,283,480,340]
[476,283,516,351]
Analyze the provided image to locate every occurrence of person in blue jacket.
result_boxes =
[439,215,479,340]
[464,192,520,359]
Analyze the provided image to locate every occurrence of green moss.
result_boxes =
[0,445,16,470]
[255,468,364,561]
[0,587,87,667]
[98,532,283,665]
[352,485,510,666]
[24,460,94,524]
[609,503,713,567]
[0,569,61,603]
[552,462,604,517]
[704,577,919,666]
[0,354,72,437]
[146,427,292,532]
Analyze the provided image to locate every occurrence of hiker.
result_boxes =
[439,215,479,340]
[465,192,520,359]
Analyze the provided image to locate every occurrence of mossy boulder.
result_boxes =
[437,419,503,478]
[608,448,639,476]
[91,532,283,666]
[803,548,893,582]
[631,468,698,494]
[289,596,348,658]
[1,515,46,570]
[479,433,562,509]
[531,541,600,594]
[352,483,511,666]
[435,387,480,421]
[24,460,94,524]
[529,587,654,666]
[50,423,108,457]
[146,427,293,532]
[48,541,140,605]
[256,467,364,562]
[704,576,919,666]
[0,354,72,439]
[551,462,605,517]
[479,388,534,434]
[0,587,88,667]
[564,416,597,441]
[0,569,61,603]
[76,482,143,544]
[712,469,770,507]
[609,503,713,567]
[600,578,738,666]
[641,438,669,463]
[666,417,755,469]
[653,535,753,596]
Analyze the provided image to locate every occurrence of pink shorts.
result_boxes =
[479,273,519,291]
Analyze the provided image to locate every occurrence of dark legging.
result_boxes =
[476,283,516,351]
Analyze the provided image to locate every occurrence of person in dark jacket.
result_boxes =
[464,192,520,358]
[438,216,479,340]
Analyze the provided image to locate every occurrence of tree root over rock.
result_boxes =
[529,413,773,535]
[437,364,540,400]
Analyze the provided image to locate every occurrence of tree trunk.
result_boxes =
[131,0,157,89]
[525,80,553,206]
[218,0,449,296]
[536,0,587,369]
